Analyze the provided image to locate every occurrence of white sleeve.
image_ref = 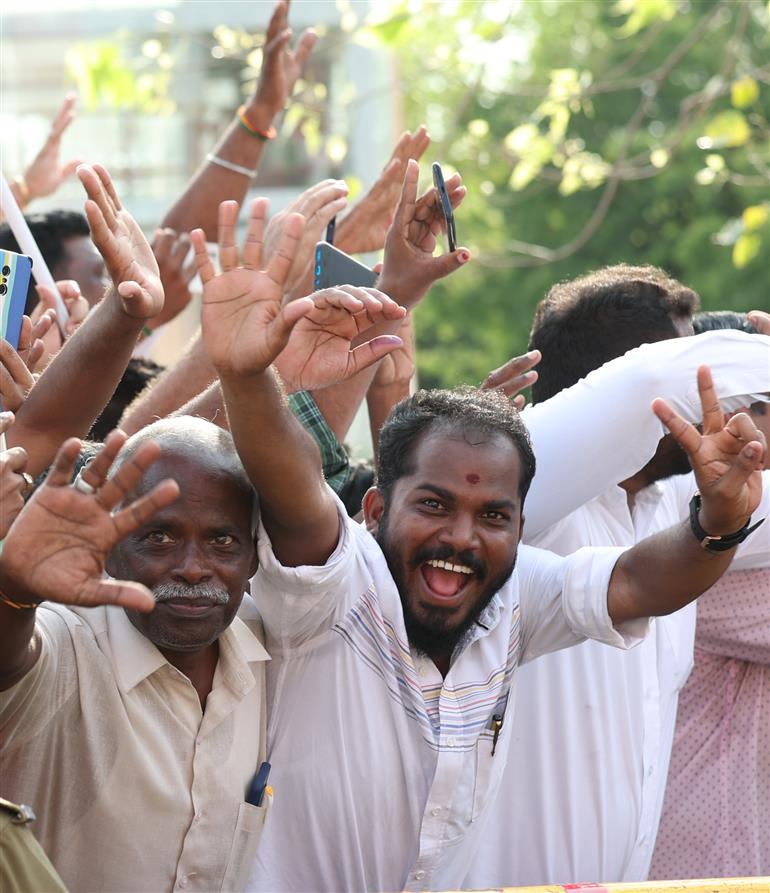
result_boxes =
[521,331,770,540]
[517,544,648,664]
[251,490,364,651]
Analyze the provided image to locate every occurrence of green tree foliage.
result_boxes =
[356,0,769,388]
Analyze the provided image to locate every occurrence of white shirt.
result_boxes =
[247,496,644,893]
[464,485,693,887]
[0,599,270,893]
[464,333,770,888]
[521,330,770,539]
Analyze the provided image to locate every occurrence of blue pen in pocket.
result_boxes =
[245,761,271,807]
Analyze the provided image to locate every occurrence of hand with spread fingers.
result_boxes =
[150,228,196,328]
[652,365,766,536]
[193,199,404,383]
[377,159,469,309]
[335,126,432,255]
[77,163,164,321]
[0,430,180,612]
[481,349,541,411]
[250,0,318,122]
[0,412,34,539]
[15,95,81,205]
[263,178,349,300]
[0,339,36,413]
[274,285,405,392]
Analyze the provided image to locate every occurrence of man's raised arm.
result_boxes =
[161,0,316,240]
[6,164,166,476]
[193,199,405,567]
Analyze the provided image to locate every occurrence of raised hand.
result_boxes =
[274,285,405,391]
[481,349,541,410]
[263,179,348,299]
[77,163,164,320]
[0,339,35,412]
[335,126,431,255]
[19,95,81,203]
[150,228,196,328]
[377,159,469,309]
[0,412,32,539]
[193,198,311,375]
[0,430,179,612]
[250,0,317,122]
[652,365,766,535]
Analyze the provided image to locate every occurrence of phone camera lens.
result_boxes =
[0,284,7,295]
[1,266,10,275]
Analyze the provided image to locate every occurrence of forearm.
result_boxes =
[161,107,274,241]
[0,561,39,688]
[367,381,410,464]
[173,381,228,429]
[121,332,216,435]
[8,293,144,476]
[219,367,339,566]
[608,520,736,624]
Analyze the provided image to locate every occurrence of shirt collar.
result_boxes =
[105,606,269,695]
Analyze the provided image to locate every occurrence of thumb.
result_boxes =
[347,335,403,377]
[86,578,156,613]
[117,281,153,318]
[61,159,83,179]
[429,247,471,282]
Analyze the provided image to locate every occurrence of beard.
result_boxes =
[376,510,517,662]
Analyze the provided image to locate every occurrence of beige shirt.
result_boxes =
[0,598,270,893]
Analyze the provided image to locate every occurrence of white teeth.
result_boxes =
[426,559,474,575]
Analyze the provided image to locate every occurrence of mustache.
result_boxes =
[153,582,230,606]
[410,544,487,581]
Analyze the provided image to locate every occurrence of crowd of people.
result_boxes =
[1,3,768,891]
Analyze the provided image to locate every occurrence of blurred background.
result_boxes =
[1,0,768,390]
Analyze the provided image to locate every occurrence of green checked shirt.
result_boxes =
[288,390,352,495]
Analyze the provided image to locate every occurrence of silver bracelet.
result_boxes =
[205,153,257,179]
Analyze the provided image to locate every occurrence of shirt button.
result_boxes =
[430,807,441,817]
[178,878,188,889]
[414,870,426,880]
[446,737,456,747]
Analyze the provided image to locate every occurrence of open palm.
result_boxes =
[0,433,179,612]
[78,163,163,319]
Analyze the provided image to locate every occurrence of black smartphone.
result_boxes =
[314,241,377,290]
[432,162,457,253]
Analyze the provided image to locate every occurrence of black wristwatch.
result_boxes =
[688,492,765,553]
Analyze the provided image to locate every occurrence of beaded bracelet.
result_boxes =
[237,105,277,141]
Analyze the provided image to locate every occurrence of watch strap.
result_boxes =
[688,492,765,552]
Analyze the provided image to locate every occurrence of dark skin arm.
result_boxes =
[607,366,766,624]
[160,0,316,240]
[193,199,404,567]
[6,164,165,475]
[0,431,179,690]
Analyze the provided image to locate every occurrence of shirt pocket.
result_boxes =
[220,795,272,893]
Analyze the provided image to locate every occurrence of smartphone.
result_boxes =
[432,162,457,253]
[314,241,377,290]
[0,250,32,350]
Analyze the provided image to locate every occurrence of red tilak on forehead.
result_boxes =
[466,473,480,484]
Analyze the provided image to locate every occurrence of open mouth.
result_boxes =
[419,558,475,603]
